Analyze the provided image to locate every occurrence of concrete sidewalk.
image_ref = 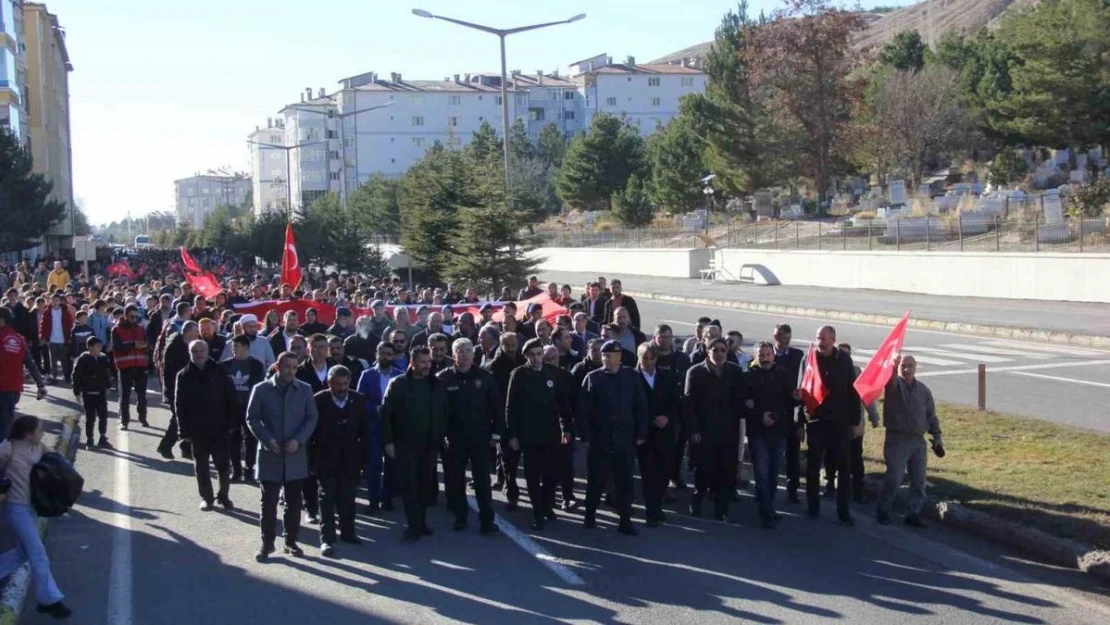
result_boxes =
[542,271,1110,344]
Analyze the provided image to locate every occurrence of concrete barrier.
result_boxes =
[718,249,1110,304]
[0,414,80,625]
[534,248,710,279]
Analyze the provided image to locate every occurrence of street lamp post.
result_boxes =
[246,140,325,221]
[411,8,586,200]
[285,101,394,203]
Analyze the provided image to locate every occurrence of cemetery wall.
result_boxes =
[534,248,712,279]
[717,250,1110,303]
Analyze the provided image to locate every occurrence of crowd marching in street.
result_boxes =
[0,249,945,620]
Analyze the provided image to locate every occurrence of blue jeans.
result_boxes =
[0,503,64,605]
[363,416,394,505]
[750,436,785,522]
[0,391,19,442]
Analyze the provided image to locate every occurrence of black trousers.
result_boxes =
[638,437,674,520]
[497,441,521,501]
[585,446,635,523]
[447,440,494,526]
[786,426,801,497]
[302,475,319,517]
[191,435,230,503]
[824,433,864,495]
[157,393,191,456]
[398,445,436,531]
[228,411,258,475]
[261,479,303,545]
[319,474,358,544]
[523,444,559,521]
[806,421,852,519]
[559,441,577,503]
[693,440,738,517]
[428,443,450,502]
[672,423,689,484]
[118,368,148,425]
[81,393,108,442]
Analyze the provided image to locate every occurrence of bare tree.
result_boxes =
[867,65,978,187]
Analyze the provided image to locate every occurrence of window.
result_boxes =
[564,91,575,100]
[528,108,545,121]
[326,129,337,139]
[496,96,503,106]
[412,137,426,147]
[447,116,459,127]
[606,97,617,107]
[330,171,340,181]
[448,95,461,105]
[563,111,576,120]
[328,150,339,160]
[412,116,425,127]
[648,77,661,87]
[681,77,694,87]
[516,95,526,106]
[651,97,661,107]
[343,136,353,147]
[551,90,561,101]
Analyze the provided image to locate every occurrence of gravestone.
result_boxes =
[1054,149,1070,167]
[1076,153,1088,169]
[753,191,773,218]
[1042,193,1064,224]
[1069,169,1089,183]
[889,179,907,205]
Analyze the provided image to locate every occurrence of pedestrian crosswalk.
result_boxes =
[851,338,1104,370]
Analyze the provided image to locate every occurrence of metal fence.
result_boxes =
[535,212,1110,254]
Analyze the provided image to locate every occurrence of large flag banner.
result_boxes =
[179,247,222,298]
[798,344,828,414]
[281,224,303,289]
[233,293,568,327]
[853,311,911,405]
[180,247,203,274]
[107,260,135,279]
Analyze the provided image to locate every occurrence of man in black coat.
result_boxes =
[804,325,861,526]
[773,323,806,503]
[175,339,237,511]
[383,347,449,542]
[437,338,503,534]
[602,279,641,332]
[635,343,681,527]
[345,315,380,364]
[747,341,800,528]
[506,338,572,530]
[652,325,692,490]
[157,321,200,461]
[577,340,648,535]
[485,332,524,505]
[296,334,334,524]
[684,337,749,522]
[312,366,366,557]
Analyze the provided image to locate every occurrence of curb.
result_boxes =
[859,474,1110,585]
[0,414,81,625]
[624,289,1110,350]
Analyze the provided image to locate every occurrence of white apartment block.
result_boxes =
[570,53,707,135]
[174,174,251,230]
[256,56,705,210]
[247,118,288,216]
[0,0,27,141]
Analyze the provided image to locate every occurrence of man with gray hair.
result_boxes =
[158,320,200,460]
[875,354,943,529]
[175,339,237,511]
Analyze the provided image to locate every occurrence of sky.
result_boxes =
[49,0,908,226]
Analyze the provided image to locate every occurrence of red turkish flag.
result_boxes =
[107,261,135,279]
[798,344,828,414]
[854,312,911,405]
[281,224,303,289]
[185,271,222,299]
[180,247,203,274]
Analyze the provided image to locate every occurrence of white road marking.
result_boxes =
[917,359,1110,378]
[107,430,133,625]
[983,339,1110,358]
[940,343,1050,359]
[661,319,696,327]
[467,495,586,586]
[909,346,1011,363]
[1008,371,1110,388]
[854,349,965,367]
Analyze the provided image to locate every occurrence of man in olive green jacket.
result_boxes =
[382,346,448,542]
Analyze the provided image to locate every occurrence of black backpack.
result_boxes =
[30,452,84,518]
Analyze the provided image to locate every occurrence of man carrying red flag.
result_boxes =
[801,325,861,526]
[282,224,302,291]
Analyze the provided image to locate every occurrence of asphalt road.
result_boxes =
[16,390,1110,625]
[543,272,1110,433]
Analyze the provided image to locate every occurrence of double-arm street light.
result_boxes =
[285,101,394,202]
[245,139,325,221]
[411,8,586,199]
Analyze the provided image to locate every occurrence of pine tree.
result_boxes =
[880,30,929,72]
[446,203,540,297]
[536,123,567,169]
[467,121,502,165]
[349,174,402,240]
[0,129,67,252]
[556,113,647,212]
[648,116,706,215]
[611,175,656,227]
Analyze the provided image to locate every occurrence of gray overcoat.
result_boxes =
[246,376,319,483]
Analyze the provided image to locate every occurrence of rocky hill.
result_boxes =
[649,0,1037,64]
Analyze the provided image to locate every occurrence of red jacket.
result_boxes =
[0,325,29,393]
[111,322,149,370]
[38,306,75,344]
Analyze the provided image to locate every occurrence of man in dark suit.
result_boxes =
[635,343,681,526]
[296,333,334,524]
[312,366,367,557]
[772,323,806,503]
[602,279,641,331]
[582,282,610,326]
[270,310,301,360]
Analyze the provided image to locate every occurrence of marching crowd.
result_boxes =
[0,258,944,620]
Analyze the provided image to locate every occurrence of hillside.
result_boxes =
[649,0,1036,64]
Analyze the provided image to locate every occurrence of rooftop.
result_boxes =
[590,63,704,75]
[351,79,514,93]
[509,73,578,89]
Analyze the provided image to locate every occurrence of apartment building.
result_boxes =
[570,53,707,135]
[174,174,251,230]
[247,118,288,217]
[280,88,342,211]
[0,0,26,141]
